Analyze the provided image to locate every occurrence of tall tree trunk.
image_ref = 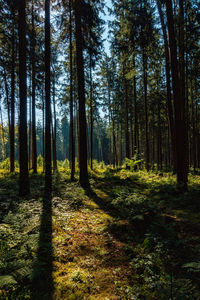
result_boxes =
[45,0,52,191]
[29,90,32,169]
[18,0,30,196]
[142,48,150,171]
[165,0,188,190]
[112,117,118,167]
[69,0,75,180]
[0,101,6,160]
[124,74,130,160]
[132,48,138,156]
[157,97,162,169]
[74,0,89,186]
[42,89,45,173]
[179,0,188,176]
[191,81,196,172]
[152,105,155,168]
[157,0,176,172]
[31,1,37,173]
[10,18,15,172]
[90,55,93,170]
[52,76,57,173]
[3,71,11,136]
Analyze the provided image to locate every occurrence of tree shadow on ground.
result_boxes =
[85,172,200,253]
[31,191,53,300]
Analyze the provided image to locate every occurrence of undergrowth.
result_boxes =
[0,166,200,299]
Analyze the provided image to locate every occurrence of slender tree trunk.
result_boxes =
[132,49,138,156]
[3,71,11,136]
[45,0,52,191]
[90,55,93,170]
[195,99,199,168]
[130,105,134,158]
[112,117,118,167]
[165,0,188,190]
[52,77,57,173]
[31,1,37,173]
[152,105,155,168]
[69,0,75,180]
[10,19,15,172]
[157,97,162,169]
[29,90,32,169]
[76,109,79,164]
[42,89,45,173]
[124,74,130,160]
[142,48,150,171]
[0,101,6,160]
[179,0,188,176]
[157,0,176,172]
[191,83,196,172]
[18,0,30,195]
[74,0,89,186]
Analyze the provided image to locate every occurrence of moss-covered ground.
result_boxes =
[0,167,200,299]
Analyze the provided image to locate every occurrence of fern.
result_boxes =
[0,275,17,288]
[182,262,200,270]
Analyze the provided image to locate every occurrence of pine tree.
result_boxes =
[45,0,52,191]
[74,0,89,187]
[18,0,30,196]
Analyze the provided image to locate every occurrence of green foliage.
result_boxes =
[37,154,43,167]
[112,189,158,222]
[92,160,105,170]
[0,158,10,170]
[183,262,200,271]
[0,158,19,171]
[62,158,69,168]
[0,167,199,299]
[125,157,143,171]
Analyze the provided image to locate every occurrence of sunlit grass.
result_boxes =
[0,162,200,299]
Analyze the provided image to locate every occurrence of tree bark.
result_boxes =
[10,19,15,172]
[74,0,89,186]
[69,0,75,180]
[42,89,45,173]
[18,0,30,195]
[157,0,176,172]
[3,71,11,136]
[52,76,57,173]
[89,55,93,170]
[0,101,6,160]
[142,48,150,171]
[31,1,37,173]
[45,0,52,191]
[124,73,130,160]
[165,0,188,190]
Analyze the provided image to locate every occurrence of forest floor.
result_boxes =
[0,167,200,299]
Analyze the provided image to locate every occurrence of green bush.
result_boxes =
[37,154,43,167]
[125,157,143,170]
[62,159,69,168]
[0,158,10,170]
[112,190,157,222]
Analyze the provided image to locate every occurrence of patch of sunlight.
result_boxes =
[84,199,100,209]
[94,189,109,200]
